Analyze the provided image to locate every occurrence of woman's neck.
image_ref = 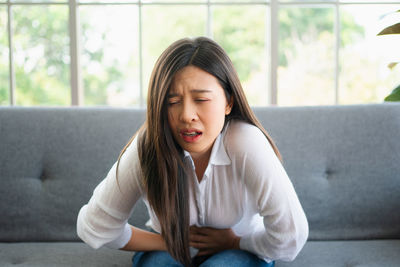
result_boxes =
[191,150,211,183]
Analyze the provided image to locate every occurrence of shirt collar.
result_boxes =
[183,127,231,166]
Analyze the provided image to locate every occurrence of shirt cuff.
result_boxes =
[239,234,252,252]
[239,233,274,263]
[104,224,132,249]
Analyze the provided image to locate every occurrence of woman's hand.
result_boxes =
[189,226,241,256]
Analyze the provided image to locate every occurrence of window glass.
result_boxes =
[13,5,70,106]
[0,6,9,105]
[212,0,268,3]
[12,0,65,3]
[142,0,202,2]
[213,5,268,106]
[339,5,400,104]
[80,5,140,106]
[279,0,334,2]
[340,0,399,2]
[278,6,335,106]
[79,0,137,3]
[142,5,206,102]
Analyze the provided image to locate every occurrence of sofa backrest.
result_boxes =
[0,107,147,242]
[1,104,399,242]
[253,103,400,240]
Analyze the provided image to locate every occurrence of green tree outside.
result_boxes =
[0,6,9,105]
[1,3,372,107]
[12,5,70,106]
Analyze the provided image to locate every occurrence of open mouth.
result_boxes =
[180,130,202,142]
[182,131,201,137]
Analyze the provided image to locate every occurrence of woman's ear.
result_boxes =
[225,96,234,115]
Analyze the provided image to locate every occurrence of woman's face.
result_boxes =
[167,65,232,161]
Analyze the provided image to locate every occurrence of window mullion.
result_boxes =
[7,0,15,106]
[207,0,212,38]
[334,1,340,105]
[139,0,144,107]
[269,0,278,106]
[69,0,83,106]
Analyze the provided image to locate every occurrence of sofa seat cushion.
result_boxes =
[0,242,134,267]
[2,240,399,267]
[276,240,400,267]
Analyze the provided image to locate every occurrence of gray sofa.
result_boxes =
[1,104,399,267]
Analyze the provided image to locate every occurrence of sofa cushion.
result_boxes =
[0,107,147,242]
[275,239,400,267]
[1,104,400,243]
[254,104,400,240]
[0,242,133,267]
[1,240,399,267]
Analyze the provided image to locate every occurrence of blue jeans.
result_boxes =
[132,249,275,267]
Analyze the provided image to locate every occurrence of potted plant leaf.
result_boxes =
[377,10,400,101]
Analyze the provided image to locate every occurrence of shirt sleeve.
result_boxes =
[76,136,144,249]
[231,123,309,261]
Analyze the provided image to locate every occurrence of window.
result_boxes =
[1,0,399,107]
[1,3,10,105]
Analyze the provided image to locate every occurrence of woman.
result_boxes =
[77,36,308,267]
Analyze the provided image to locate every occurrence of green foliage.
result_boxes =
[384,84,400,101]
[0,7,9,105]
[378,10,400,36]
[12,5,70,105]
[83,73,109,105]
[378,22,400,35]
[1,4,366,106]
[213,6,265,83]
[141,5,206,95]
[378,10,400,102]
[279,7,364,67]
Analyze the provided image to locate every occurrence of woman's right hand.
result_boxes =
[121,225,167,252]
[189,226,240,256]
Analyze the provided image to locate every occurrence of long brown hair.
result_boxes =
[117,37,281,266]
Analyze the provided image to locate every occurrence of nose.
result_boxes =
[179,100,198,123]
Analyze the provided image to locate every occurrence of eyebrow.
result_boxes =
[168,89,213,97]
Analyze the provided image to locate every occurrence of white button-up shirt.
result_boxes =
[77,120,309,263]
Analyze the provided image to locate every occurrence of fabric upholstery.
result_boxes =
[1,103,399,266]
[254,104,400,240]
[0,242,133,267]
[0,107,147,242]
[276,240,400,267]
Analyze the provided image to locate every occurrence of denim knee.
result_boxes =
[199,249,274,267]
[132,251,183,267]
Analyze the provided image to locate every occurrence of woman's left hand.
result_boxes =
[189,226,241,256]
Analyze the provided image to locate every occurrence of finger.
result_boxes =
[195,226,224,236]
[190,227,209,236]
[196,249,216,256]
[190,241,214,249]
[189,226,197,232]
[189,232,212,243]
[190,225,204,232]
[199,226,214,232]
[190,226,206,236]
[190,233,205,242]
[189,241,203,249]
[190,239,220,249]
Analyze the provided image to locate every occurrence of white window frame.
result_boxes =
[2,0,396,106]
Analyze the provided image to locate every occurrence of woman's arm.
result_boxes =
[120,225,167,251]
[238,125,309,261]
[77,137,144,250]
[225,121,308,262]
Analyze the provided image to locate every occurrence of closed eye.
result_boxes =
[195,99,209,102]
[168,96,181,105]
[168,100,180,105]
